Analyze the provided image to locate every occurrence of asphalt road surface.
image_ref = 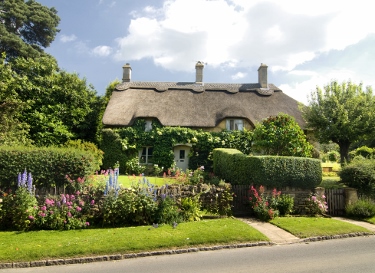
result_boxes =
[3,236,375,273]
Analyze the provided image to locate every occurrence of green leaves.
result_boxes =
[303,80,375,163]
[0,0,60,60]
[252,113,313,157]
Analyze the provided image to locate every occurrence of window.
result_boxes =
[139,147,153,164]
[145,120,152,132]
[226,119,244,131]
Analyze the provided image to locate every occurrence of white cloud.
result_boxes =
[92,46,113,57]
[112,0,375,101]
[231,72,247,80]
[60,34,77,43]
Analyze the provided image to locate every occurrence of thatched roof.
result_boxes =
[102,81,305,128]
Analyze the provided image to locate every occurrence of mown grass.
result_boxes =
[0,218,268,263]
[90,174,182,188]
[270,217,371,238]
[366,217,375,224]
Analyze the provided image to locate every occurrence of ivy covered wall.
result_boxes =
[100,119,253,174]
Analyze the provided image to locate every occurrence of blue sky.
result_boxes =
[37,0,375,104]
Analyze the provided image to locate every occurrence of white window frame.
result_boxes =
[226,119,244,131]
[139,147,153,164]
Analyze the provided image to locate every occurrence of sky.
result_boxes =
[37,0,375,104]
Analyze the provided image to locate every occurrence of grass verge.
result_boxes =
[270,217,371,238]
[0,218,268,263]
[366,216,375,224]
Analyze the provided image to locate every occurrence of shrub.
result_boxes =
[339,157,375,198]
[248,186,279,221]
[0,170,38,231]
[155,196,182,224]
[346,198,375,219]
[188,166,205,185]
[304,192,328,216]
[276,194,295,215]
[180,195,203,221]
[349,146,374,159]
[125,157,147,175]
[33,193,92,230]
[248,186,294,221]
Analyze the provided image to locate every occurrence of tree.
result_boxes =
[302,80,375,164]
[0,53,31,145]
[0,0,60,60]
[252,113,313,157]
[5,55,102,146]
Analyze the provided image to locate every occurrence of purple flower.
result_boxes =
[27,172,33,193]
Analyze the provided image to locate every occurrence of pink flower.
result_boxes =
[90,200,95,205]
[85,222,90,226]
[41,206,47,211]
[67,212,72,218]
[76,206,82,212]
[28,215,35,220]
[45,198,55,206]
[79,201,84,206]
[76,191,80,195]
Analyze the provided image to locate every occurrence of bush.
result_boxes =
[349,146,374,159]
[346,198,375,219]
[277,194,295,216]
[180,195,203,222]
[339,157,375,198]
[0,146,98,189]
[125,157,146,175]
[155,196,182,224]
[304,192,328,216]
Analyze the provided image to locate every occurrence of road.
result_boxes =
[3,236,375,273]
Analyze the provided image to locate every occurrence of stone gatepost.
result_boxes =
[344,187,358,206]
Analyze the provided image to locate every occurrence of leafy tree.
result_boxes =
[96,80,121,143]
[5,55,102,146]
[252,113,313,157]
[0,53,31,145]
[0,0,60,60]
[302,80,375,164]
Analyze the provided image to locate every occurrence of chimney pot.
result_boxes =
[122,63,132,82]
[258,63,268,88]
[195,61,204,83]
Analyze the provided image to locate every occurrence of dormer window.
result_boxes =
[226,119,244,131]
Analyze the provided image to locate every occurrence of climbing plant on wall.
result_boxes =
[100,119,254,173]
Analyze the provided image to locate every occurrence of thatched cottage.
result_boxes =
[102,62,303,170]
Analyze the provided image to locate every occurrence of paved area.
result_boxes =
[238,217,375,245]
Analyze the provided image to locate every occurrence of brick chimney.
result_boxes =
[258,63,268,88]
[122,63,132,82]
[195,61,204,83]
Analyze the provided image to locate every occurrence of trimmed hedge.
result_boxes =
[213,148,321,189]
[0,146,98,189]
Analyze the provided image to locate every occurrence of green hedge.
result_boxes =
[0,146,98,189]
[213,148,321,189]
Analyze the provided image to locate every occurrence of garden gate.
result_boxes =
[325,188,345,216]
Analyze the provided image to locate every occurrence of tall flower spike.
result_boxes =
[21,169,27,187]
[27,172,33,194]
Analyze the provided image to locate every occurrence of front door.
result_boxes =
[174,145,191,171]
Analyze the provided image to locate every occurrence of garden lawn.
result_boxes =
[0,218,268,263]
[90,174,181,188]
[270,217,371,238]
[366,216,375,225]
